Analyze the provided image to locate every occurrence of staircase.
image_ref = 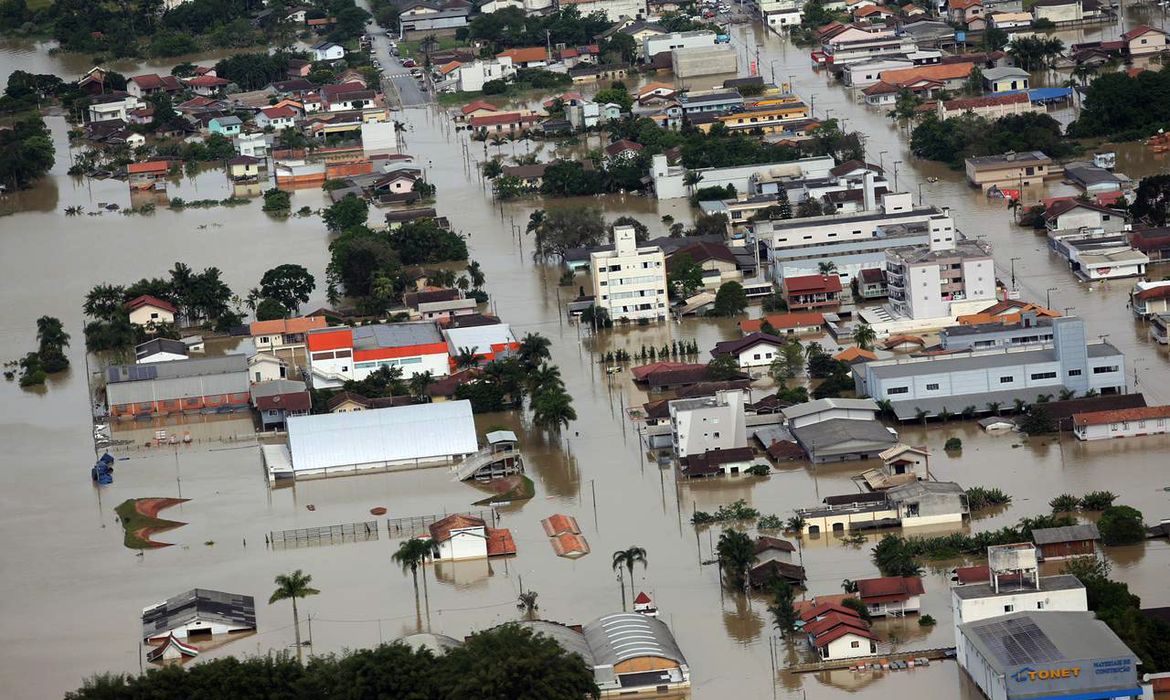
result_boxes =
[451,447,523,482]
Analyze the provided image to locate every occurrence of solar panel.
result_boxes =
[975,618,1062,666]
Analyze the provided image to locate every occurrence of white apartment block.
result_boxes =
[668,389,748,459]
[643,31,716,62]
[816,27,918,65]
[590,225,668,322]
[885,219,996,320]
[456,57,515,93]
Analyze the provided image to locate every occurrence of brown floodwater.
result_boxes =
[2,23,1170,700]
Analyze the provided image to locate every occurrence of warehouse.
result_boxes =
[958,611,1140,700]
[105,354,250,418]
[285,401,478,477]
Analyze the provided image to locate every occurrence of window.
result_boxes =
[1004,604,1014,613]
[1030,372,1057,380]
[999,376,1014,384]
[1093,365,1119,374]
[925,383,939,391]
[851,641,860,648]
[1067,369,1082,377]
[887,386,909,395]
[1037,602,1044,609]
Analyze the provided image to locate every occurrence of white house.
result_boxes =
[422,513,516,561]
[135,338,189,364]
[1072,404,1170,441]
[589,225,668,322]
[126,294,177,328]
[710,332,787,369]
[312,42,345,62]
[951,544,1088,663]
[87,93,142,123]
[668,389,748,459]
[248,353,288,383]
[643,30,716,62]
[810,625,879,660]
[255,105,298,130]
[855,576,925,617]
[453,57,515,93]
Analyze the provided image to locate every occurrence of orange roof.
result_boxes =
[126,294,177,314]
[631,361,695,381]
[486,527,516,556]
[497,47,549,64]
[1073,405,1170,427]
[881,62,973,84]
[127,161,169,175]
[250,316,328,336]
[856,5,893,15]
[439,60,462,76]
[948,0,982,8]
[835,346,878,362]
[541,514,580,536]
[637,81,675,97]
[551,532,590,557]
[739,312,825,333]
[881,334,925,349]
[957,301,1060,325]
[428,514,485,542]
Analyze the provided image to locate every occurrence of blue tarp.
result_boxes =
[994,87,1073,104]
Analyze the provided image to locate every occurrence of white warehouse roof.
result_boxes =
[286,401,478,474]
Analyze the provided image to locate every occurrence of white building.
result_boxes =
[651,153,836,201]
[842,58,913,87]
[126,294,177,328]
[885,226,997,321]
[454,57,515,92]
[248,353,288,383]
[141,589,256,642]
[711,332,787,369]
[589,225,668,322]
[251,316,328,355]
[668,389,748,459]
[135,338,189,364]
[757,0,804,28]
[235,131,270,159]
[423,513,515,561]
[87,93,142,123]
[306,323,451,389]
[816,27,918,65]
[312,42,345,62]
[643,30,716,63]
[885,480,969,527]
[557,0,647,21]
[285,401,478,477]
[1072,404,1170,441]
[441,323,518,364]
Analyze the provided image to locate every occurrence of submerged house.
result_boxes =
[141,589,256,642]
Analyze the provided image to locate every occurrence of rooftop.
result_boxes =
[784,274,843,294]
[782,397,879,421]
[1073,404,1170,427]
[739,312,825,333]
[712,332,786,357]
[107,354,247,384]
[141,589,255,639]
[855,576,925,602]
[889,237,991,264]
[1032,523,1101,545]
[966,151,1052,169]
[952,574,1085,600]
[251,316,328,336]
[790,418,897,455]
[960,611,1137,675]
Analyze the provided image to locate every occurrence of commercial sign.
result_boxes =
[1005,656,1137,697]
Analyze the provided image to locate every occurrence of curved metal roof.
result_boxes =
[397,632,462,656]
[516,621,595,666]
[582,613,688,668]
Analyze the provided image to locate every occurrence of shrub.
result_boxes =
[1049,494,1080,513]
[966,486,1011,511]
[745,463,771,476]
[841,597,871,621]
[918,614,936,627]
[757,514,783,529]
[944,437,962,451]
[1097,505,1145,546]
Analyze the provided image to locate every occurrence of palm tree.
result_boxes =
[83,283,127,320]
[785,515,806,536]
[853,323,876,351]
[456,275,470,292]
[1058,388,1076,401]
[466,260,485,289]
[528,362,563,395]
[612,546,648,610]
[532,388,576,432]
[518,332,552,370]
[392,538,441,611]
[408,371,434,401]
[875,399,894,418]
[36,316,69,351]
[818,261,838,275]
[841,578,859,593]
[716,530,757,590]
[1013,398,1028,414]
[986,401,1002,415]
[683,170,703,197]
[454,346,480,369]
[517,590,539,619]
[914,408,929,427]
[526,209,545,234]
[268,569,320,662]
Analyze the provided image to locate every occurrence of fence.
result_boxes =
[385,510,492,538]
[270,521,379,549]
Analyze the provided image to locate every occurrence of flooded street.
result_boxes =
[2,20,1170,699]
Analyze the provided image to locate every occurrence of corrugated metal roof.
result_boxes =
[583,613,688,668]
[782,398,879,420]
[1032,523,1100,545]
[352,322,443,349]
[107,358,249,406]
[443,324,517,354]
[286,401,477,472]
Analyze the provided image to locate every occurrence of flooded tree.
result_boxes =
[392,538,441,613]
[611,546,648,610]
[268,570,320,663]
[767,580,797,636]
[528,205,605,261]
[0,116,54,190]
[716,530,756,590]
[259,264,315,314]
[323,195,370,233]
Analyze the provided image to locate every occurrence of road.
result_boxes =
[361,20,430,109]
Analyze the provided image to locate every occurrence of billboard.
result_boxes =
[1005,656,1139,697]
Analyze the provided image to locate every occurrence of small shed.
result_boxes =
[1032,523,1101,561]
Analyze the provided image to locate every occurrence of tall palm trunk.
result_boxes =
[421,562,431,620]
[618,569,627,611]
[626,563,636,604]
[292,597,302,662]
[410,564,420,606]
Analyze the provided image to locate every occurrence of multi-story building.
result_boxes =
[713,97,810,133]
[668,389,748,459]
[558,0,647,21]
[939,312,1057,351]
[306,322,451,388]
[855,317,1129,420]
[964,151,1054,192]
[885,224,996,321]
[589,225,668,322]
[643,30,716,62]
[756,0,803,27]
[841,58,913,87]
[813,26,918,66]
[952,543,1088,662]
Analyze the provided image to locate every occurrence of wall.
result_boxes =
[824,633,876,660]
[1075,417,1170,441]
[129,306,175,327]
[951,585,1087,661]
[437,529,488,561]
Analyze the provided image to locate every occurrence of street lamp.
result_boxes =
[878,149,888,171]
[1009,256,1021,291]
[892,160,903,191]
[1046,287,1058,309]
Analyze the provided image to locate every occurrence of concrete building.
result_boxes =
[141,589,256,642]
[982,66,1030,93]
[423,514,515,561]
[251,316,328,355]
[106,355,250,418]
[782,274,844,310]
[441,323,519,365]
[589,224,668,322]
[651,153,835,201]
[711,332,787,369]
[842,58,914,87]
[958,612,1139,700]
[285,401,478,477]
[965,151,1054,192]
[886,480,969,527]
[939,312,1056,351]
[951,544,1089,662]
[1049,233,1148,281]
[669,389,748,460]
[677,89,745,115]
[672,45,739,80]
[885,229,997,321]
[1044,199,1128,234]
[1072,404,1170,441]
[644,30,716,62]
[806,612,879,660]
[87,93,143,123]
[1122,25,1168,56]
[306,322,450,388]
[250,379,310,430]
[1031,0,1083,22]
[814,26,918,65]
[453,57,515,92]
[558,0,648,21]
[938,92,1044,121]
[1064,162,1128,196]
[126,294,177,328]
[135,338,189,364]
[783,398,898,463]
[758,0,804,28]
[856,317,1128,420]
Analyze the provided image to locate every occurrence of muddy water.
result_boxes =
[3,26,1170,700]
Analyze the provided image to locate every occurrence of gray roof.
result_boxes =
[753,425,796,445]
[517,620,595,665]
[889,237,991,265]
[959,611,1137,673]
[212,115,242,126]
[1064,162,1123,187]
[982,66,1030,80]
[886,480,965,500]
[865,343,1116,381]
[782,397,879,421]
[966,151,1051,168]
[135,338,188,360]
[350,322,443,349]
[791,418,898,456]
[952,574,1084,601]
[106,355,249,406]
[250,379,307,398]
[141,589,255,639]
[286,401,478,472]
[1032,523,1100,545]
[977,415,1017,428]
[486,429,518,444]
[397,632,462,655]
[582,613,688,668]
[883,387,1060,420]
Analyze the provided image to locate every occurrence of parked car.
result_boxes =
[403,58,417,67]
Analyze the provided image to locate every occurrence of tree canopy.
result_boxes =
[0,115,54,190]
[529,206,606,261]
[1070,68,1170,139]
[388,220,469,265]
[66,625,600,699]
[259,264,315,314]
[911,112,1073,169]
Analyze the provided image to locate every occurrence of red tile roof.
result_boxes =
[127,161,170,175]
[803,612,869,637]
[1072,405,1170,427]
[712,332,787,357]
[755,536,796,554]
[798,601,862,623]
[461,100,498,115]
[1134,284,1170,300]
[811,624,878,647]
[881,334,925,349]
[604,139,644,156]
[942,92,1031,111]
[1122,24,1163,41]
[261,106,298,119]
[953,564,990,585]
[631,361,697,381]
[834,346,878,363]
[856,576,925,603]
[739,312,825,333]
[428,514,486,542]
[881,62,973,84]
[468,112,541,128]
[486,527,516,556]
[541,514,580,536]
[551,532,590,557]
[254,391,311,413]
[126,294,177,314]
[185,75,229,87]
[783,274,843,294]
[497,46,550,64]
[250,316,328,336]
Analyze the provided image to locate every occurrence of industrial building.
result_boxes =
[958,612,1140,700]
[141,589,256,642]
[285,401,478,478]
[306,322,451,388]
[782,398,898,463]
[105,354,251,418]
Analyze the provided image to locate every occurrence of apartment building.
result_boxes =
[590,225,668,322]
[885,221,996,321]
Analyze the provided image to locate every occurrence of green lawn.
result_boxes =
[114,498,187,549]
[472,475,535,506]
[397,37,468,60]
